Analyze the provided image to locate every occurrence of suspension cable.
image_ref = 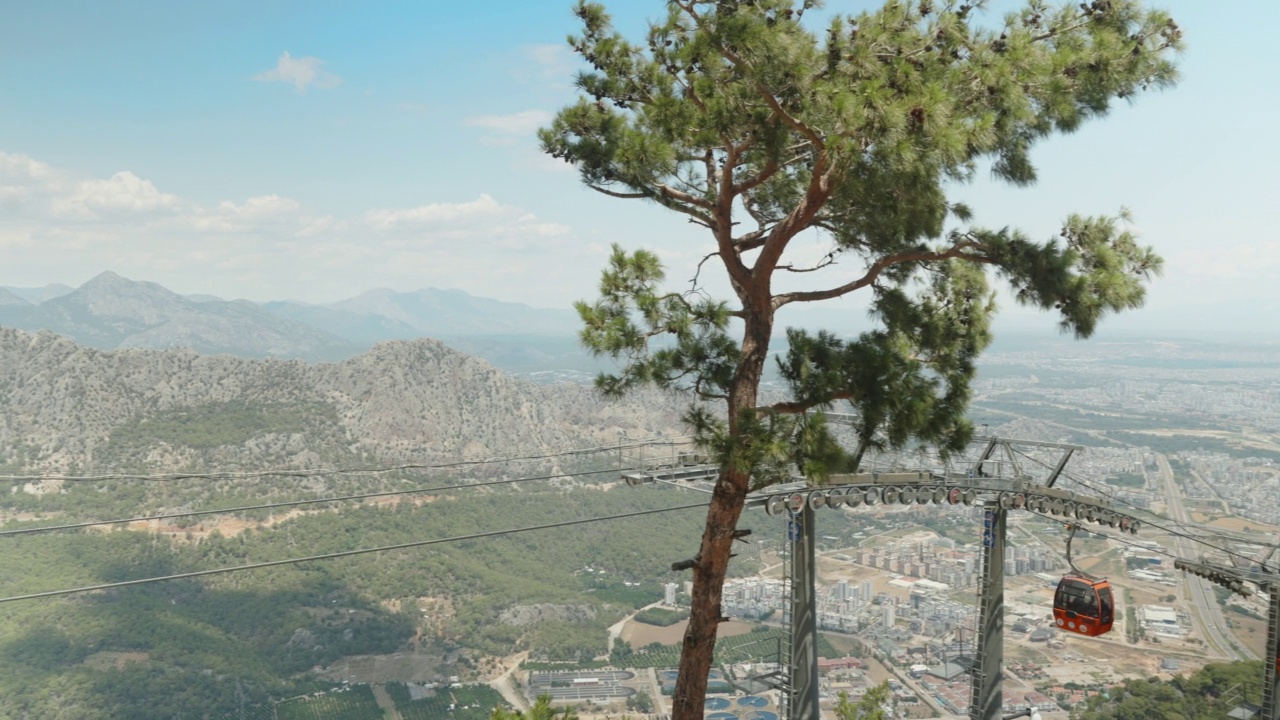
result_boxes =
[0,467,626,537]
[0,436,692,484]
[0,501,711,604]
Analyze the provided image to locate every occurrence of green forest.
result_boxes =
[0,481,738,719]
[1074,661,1267,720]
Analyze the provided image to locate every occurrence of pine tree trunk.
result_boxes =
[668,470,750,719]
[670,303,771,720]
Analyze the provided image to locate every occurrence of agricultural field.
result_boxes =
[623,618,755,647]
[387,683,506,720]
[633,606,690,627]
[265,683,507,720]
[616,626,838,669]
[276,686,382,720]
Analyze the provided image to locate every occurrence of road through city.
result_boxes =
[1156,453,1258,661]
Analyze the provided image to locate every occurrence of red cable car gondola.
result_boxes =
[1052,523,1115,637]
[1053,574,1114,636]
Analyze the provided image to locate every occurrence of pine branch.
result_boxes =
[773,240,987,308]
[656,183,715,211]
[589,183,717,228]
[587,184,648,200]
[760,393,856,416]
[778,251,840,274]
[732,230,768,253]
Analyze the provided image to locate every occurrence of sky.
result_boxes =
[2,0,1277,339]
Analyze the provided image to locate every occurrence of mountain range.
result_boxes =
[0,325,682,478]
[0,272,583,367]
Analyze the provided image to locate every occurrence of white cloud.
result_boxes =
[0,152,56,182]
[515,145,576,173]
[253,52,341,92]
[518,44,578,86]
[0,150,603,307]
[181,194,307,233]
[218,194,301,220]
[366,194,504,230]
[55,171,179,218]
[465,110,552,137]
[294,215,339,238]
[0,152,72,213]
[523,44,572,69]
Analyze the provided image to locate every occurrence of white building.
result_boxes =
[665,582,679,606]
[1140,605,1185,636]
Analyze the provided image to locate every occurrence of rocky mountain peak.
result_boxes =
[68,270,189,320]
[0,326,685,475]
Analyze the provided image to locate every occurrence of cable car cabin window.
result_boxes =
[1055,580,1094,616]
[1097,586,1114,623]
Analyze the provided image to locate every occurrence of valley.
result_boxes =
[0,316,1277,718]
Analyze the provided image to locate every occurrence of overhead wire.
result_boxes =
[1010,447,1270,565]
[0,467,626,538]
[1027,507,1184,563]
[8,432,1257,600]
[0,436,693,484]
[0,500,712,604]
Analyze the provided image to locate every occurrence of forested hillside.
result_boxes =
[1073,661,1267,720]
[0,328,714,718]
[0,479,728,718]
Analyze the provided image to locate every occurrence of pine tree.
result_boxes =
[835,681,891,720]
[490,695,579,720]
[540,1,1181,717]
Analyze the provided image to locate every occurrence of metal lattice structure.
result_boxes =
[1174,557,1280,720]
[622,438,1172,717]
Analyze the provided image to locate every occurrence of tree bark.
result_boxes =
[670,296,773,720]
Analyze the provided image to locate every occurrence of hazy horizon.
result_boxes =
[6,269,1278,348]
[3,1,1277,336]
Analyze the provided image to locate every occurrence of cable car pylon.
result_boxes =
[1173,556,1280,720]
[622,435,1160,720]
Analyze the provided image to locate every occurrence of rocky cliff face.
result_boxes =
[0,327,685,476]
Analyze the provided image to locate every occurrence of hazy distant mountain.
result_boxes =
[0,288,30,307]
[3,271,359,361]
[0,282,74,304]
[330,287,579,336]
[0,327,682,475]
[0,273,589,368]
[0,290,35,333]
[262,300,424,347]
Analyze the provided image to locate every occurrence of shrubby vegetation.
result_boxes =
[634,607,689,627]
[490,695,577,720]
[835,681,890,720]
[614,626,836,670]
[0,483,738,718]
[107,400,339,451]
[1074,661,1265,720]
